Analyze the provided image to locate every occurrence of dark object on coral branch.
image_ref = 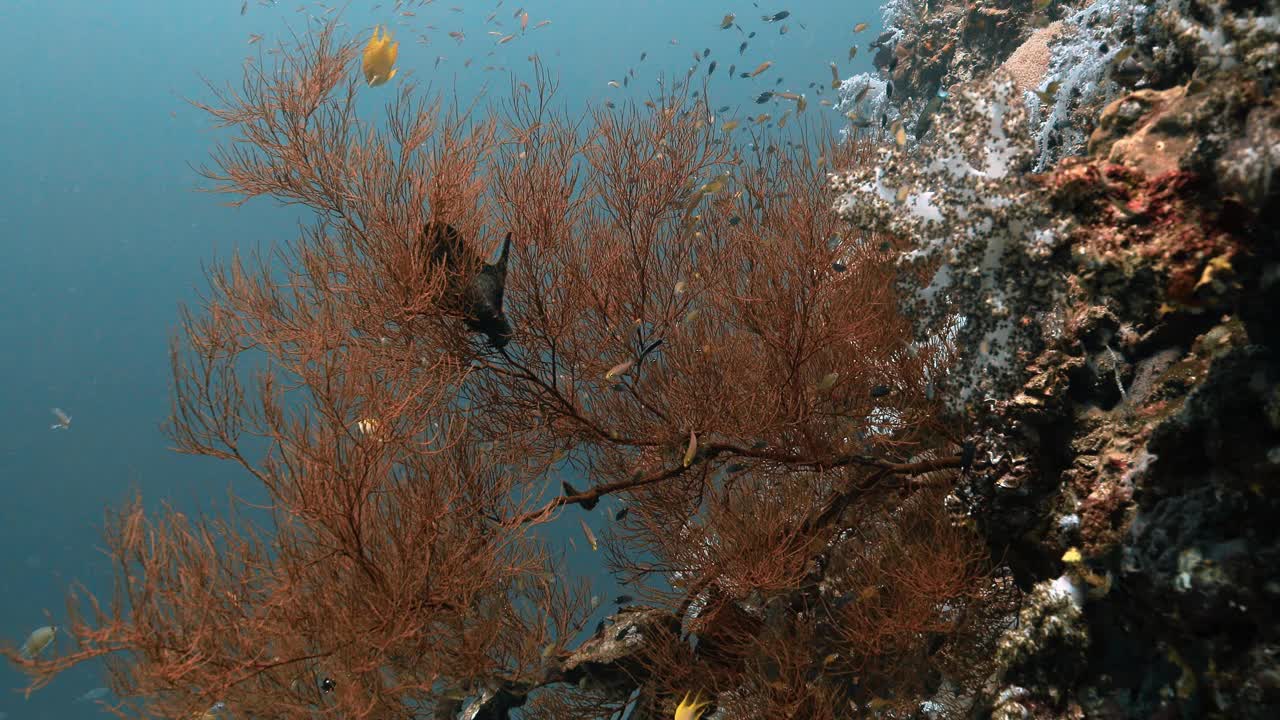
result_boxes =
[420,221,514,350]
[562,480,599,510]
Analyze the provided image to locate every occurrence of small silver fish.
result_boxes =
[50,407,71,430]
[76,687,111,703]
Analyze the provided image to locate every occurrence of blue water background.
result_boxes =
[0,0,877,715]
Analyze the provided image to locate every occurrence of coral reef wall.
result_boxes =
[831,0,1280,716]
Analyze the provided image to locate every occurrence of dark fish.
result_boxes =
[563,480,599,510]
[739,41,748,55]
[762,11,790,22]
[615,507,629,521]
[729,64,735,76]
[960,441,977,471]
[740,72,750,78]
[775,77,783,85]
[240,0,247,15]
[755,91,774,103]
[728,215,741,226]
[748,31,756,38]
[595,620,606,635]
[703,48,711,58]
[420,223,513,349]
[725,462,748,473]
[615,595,634,604]
[640,51,647,61]
[885,80,893,99]
[832,261,847,272]
[707,60,716,76]
[870,385,891,397]
[717,105,730,113]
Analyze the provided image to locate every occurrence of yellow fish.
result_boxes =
[362,25,400,86]
[674,691,711,720]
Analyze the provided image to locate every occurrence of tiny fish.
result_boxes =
[703,48,711,58]
[608,80,621,88]
[707,60,717,76]
[76,687,111,704]
[1032,80,1061,104]
[615,506,629,521]
[721,120,740,131]
[755,91,773,103]
[817,372,839,391]
[749,60,773,77]
[497,33,515,44]
[50,407,72,430]
[21,625,57,658]
[870,384,891,398]
[779,24,789,35]
[848,45,858,59]
[720,13,735,29]
[605,359,634,380]
[853,85,870,103]
[240,1,247,15]
[762,11,790,22]
[853,22,869,33]
[829,62,840,88]
[755,113,771,123]
[640,51,647,61]
[739,41,748,55]
[682,430,698,467]
[579,519,599,551]
[615,595,633,604]
[534,19,552,28]
[729,64,736,76]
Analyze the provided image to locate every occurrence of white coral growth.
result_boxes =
[831,72,1062,402]
[1025,0,1155,169]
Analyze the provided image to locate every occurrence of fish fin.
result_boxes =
[496,232,511,270]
